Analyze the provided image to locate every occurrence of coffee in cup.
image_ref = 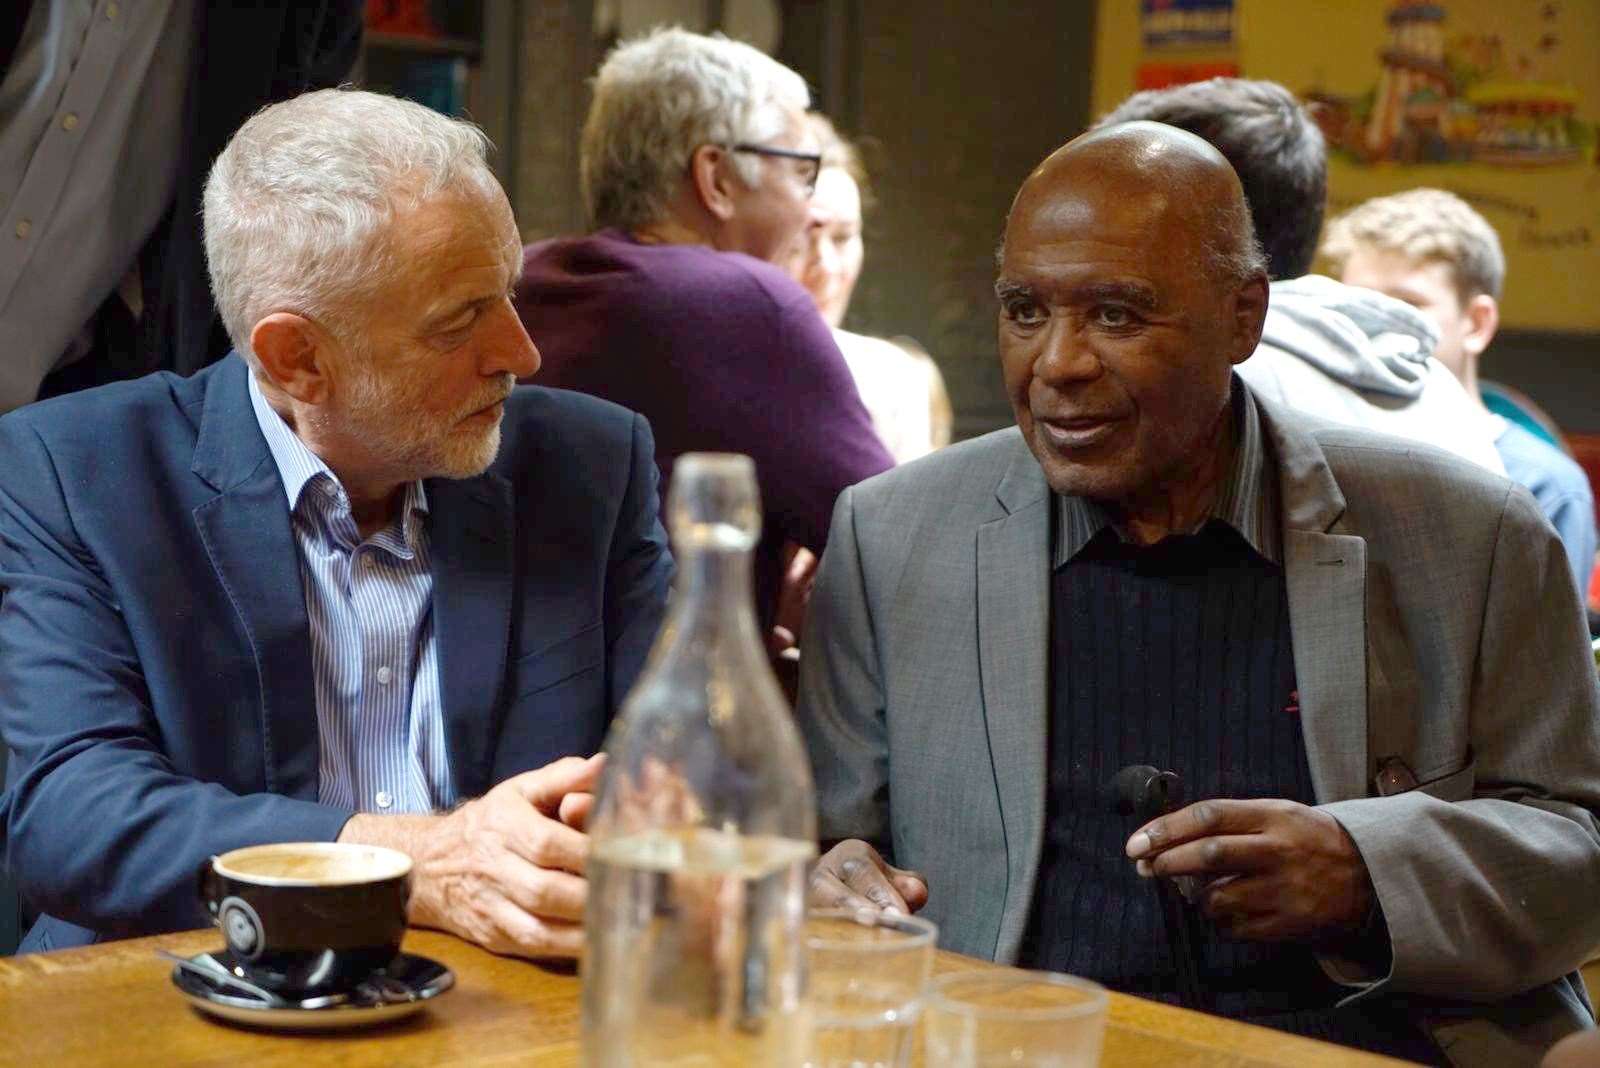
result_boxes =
[197,841,412,997]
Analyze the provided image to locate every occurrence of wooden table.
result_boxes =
[0,928,1411,1066]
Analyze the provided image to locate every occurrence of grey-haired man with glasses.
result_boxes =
[515,28,892,650]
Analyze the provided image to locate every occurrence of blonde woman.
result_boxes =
[788,114,951,463]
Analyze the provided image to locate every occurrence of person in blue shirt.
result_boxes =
[1326,187,1597,599]
[0,89,672,958]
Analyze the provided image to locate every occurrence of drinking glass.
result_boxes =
[924,970,1109,1068]
[805,908,938,1068]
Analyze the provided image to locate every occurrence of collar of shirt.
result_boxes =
[1053,376,1281,568]
[247,367,429,557]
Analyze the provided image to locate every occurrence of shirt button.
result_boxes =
[360,555,377,569]
[375,665,393,685]
[375,791,394,810]
[61,113,79,131]
[14,219,30,239]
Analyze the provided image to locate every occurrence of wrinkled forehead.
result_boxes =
[1003,178,1193,269]
[376,178,522,293]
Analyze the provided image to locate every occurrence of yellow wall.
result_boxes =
[1093,0,1600,332]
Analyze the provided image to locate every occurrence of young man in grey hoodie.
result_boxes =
[1093,79,1505,475]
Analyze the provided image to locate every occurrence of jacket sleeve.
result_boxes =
[1321,483,1600,1002]
[0,420,350,938]
[795,486,892,853]
[603,413,673,710]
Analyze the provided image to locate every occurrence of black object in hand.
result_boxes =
[1111,764,1184,821]
[1110,765,1209,1013]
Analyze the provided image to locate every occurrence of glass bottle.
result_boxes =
[582,453,817,1066]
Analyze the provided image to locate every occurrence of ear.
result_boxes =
[1461,293,1499,358]
[250,313,333,405]
[687,143,740,223]
[1228,272,1271,365]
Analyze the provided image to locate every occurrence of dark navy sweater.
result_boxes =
[1019,521,1438,1063]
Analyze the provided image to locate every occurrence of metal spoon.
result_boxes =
[158,949,290,1005]
[160,949,422,1010]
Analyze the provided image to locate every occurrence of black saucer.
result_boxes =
[170,948,454,1031]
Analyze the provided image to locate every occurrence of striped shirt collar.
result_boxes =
[1053,376,1280,567]
[247,370,430,553]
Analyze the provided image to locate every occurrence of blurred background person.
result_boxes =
[786,113,951,465]
[0,1,364,414]
[1095,79,1506,477]
[514,29,892,644]
[1324,188,1597,599]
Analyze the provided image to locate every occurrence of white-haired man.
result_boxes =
[1325,188,1596,597]
[515,28,893,639]
[0,89,673,958]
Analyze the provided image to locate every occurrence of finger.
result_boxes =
[1144,834,1278,880]
[484,898,585,959]
[1126,799,1271,859]
[837,852,912,913]
[496,861,587,923]
[500,810,590,875]
[889,870,930,912]
[808,867,878,911]
[1193,872,1258,915]
[1193,875,1283,938]
[558,791,594,832]
[788,547,818,583]
[767,625,797,656]
[511,753,606,813]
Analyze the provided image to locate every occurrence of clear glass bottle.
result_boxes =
[582,453,817,1066]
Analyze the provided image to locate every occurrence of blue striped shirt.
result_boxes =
[248,373,453,814]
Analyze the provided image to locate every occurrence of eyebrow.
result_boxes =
[994,277,1160,311]
[1071,280,1160,312]
[994,278,1035,303]
[421,292,501,331]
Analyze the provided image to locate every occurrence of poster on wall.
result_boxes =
[1138,0,1240,89]
[1094,0,1600,333]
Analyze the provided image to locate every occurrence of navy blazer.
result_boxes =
[0,356,672,952]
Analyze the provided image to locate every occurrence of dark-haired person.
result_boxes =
[1095,78,1504,475]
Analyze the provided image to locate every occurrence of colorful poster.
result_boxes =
[1141,0,1236,51]
[1094,0,1600,332]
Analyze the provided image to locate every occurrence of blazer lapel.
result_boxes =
[1283,530,1370,802]
[977,438,1052,963]
[427,472,515,799]
[1261,396,1371,802]
[190,358,320,800]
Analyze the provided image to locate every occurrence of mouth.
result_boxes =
[1035,415,1122,451]
[464,398,507,425]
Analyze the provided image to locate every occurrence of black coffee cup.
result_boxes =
[198,842,413,997]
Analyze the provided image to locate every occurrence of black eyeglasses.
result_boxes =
[731,143,822,193]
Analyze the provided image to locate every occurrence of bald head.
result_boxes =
[1004,121,1264,286]
[993,120,1270,523]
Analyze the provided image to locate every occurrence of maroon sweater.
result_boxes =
[515,230,894,625]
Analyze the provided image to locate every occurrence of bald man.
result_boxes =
[798,123,1600,1064]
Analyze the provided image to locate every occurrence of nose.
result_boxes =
[1033,321,1102,386]
[483,298,541,380]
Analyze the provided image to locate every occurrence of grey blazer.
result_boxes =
[798,388,1600,1065]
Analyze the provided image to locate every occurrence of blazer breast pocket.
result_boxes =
[1412,760,1476,802]
[512,622,605,700]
